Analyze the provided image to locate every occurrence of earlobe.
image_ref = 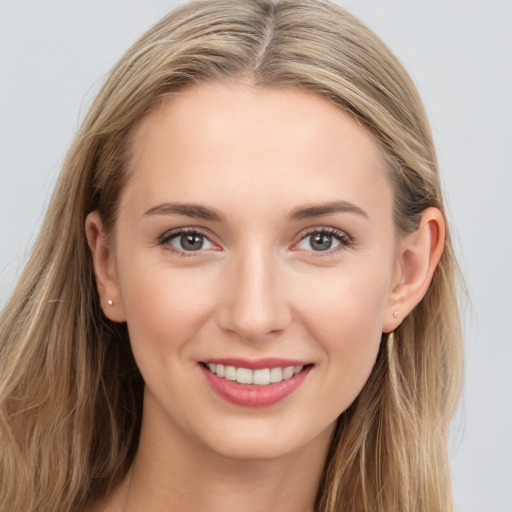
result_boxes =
[383,207,445,332]
[85,211,126,322]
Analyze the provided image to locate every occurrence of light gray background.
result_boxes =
[1,1,511,510]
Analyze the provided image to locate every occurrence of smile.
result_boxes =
[205,363,304,386]
[200,359,312,408]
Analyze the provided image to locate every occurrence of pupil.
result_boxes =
[311,233,332,251]
[181,233,203,251]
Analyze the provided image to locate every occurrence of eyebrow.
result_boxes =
[287,200,368,221]
[142,199,368,222]
[143,202,224,221]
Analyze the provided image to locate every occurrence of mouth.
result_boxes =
[202,362,306,386]
[199,359,313,407]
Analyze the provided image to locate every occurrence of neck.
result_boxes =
[108,394,334,512]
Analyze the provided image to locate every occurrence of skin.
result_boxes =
[86,81,445,512]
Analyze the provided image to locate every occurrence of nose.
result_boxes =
[215,246,292,342]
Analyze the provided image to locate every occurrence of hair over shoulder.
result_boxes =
[0,1,463,511]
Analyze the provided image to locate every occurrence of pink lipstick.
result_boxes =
[199,358,312,408]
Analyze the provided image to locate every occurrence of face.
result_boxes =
[101,82,402,461]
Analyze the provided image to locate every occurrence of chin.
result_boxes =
[195,417,335,463]
[208,439,302,462]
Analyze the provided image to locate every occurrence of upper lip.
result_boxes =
[200,357,311,370]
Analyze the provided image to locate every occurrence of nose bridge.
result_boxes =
[217,242,291,341]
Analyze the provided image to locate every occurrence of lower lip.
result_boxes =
[200,365,312,408]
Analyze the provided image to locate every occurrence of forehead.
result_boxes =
[121,81,392,223]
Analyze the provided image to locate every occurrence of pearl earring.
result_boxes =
[107,299,113,307]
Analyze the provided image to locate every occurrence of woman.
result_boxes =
[0,1,463,511]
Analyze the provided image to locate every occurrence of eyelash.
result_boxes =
[157,226,353,257]
[294,227,353,256]
[157,227,214,258]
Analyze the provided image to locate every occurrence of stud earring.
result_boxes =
[107,299,113,307]
[392,311,399,318]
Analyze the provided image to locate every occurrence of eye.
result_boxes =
[160,229,216,255]
[295,228,351,253]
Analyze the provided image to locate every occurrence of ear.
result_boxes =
[383,207,445,333]
[85,211,126,322]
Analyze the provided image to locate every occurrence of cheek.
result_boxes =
[116,254,216,366]
[294,267,389,401]
[297,265,390,339]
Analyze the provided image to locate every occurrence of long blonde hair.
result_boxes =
[0,1,463,511]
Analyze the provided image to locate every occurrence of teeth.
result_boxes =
[236,367,253,384]
[269,367,283,383]
[225,365,236,381]
[283,366,294,379]
[253,368,270,386]
[205,363,304,386]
